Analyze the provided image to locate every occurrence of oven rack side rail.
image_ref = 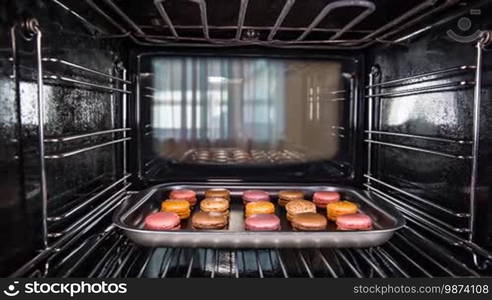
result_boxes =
[11,20,133,253]
[365,32,492,270]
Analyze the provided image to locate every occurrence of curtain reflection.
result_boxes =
[152,57,285,148]
[150,56,343,162]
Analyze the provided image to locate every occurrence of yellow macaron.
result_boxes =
[326,201,358,221]
[245,201,275,218]
[161,199,191,219]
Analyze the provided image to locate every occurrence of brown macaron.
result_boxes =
[205,189,231,201]
[191,211,228,230]
[200,197,229,217]
[285,199,317,221]
[291,212,327,231]
[278,190,304,207]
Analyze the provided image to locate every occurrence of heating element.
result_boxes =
[50,0,480,49]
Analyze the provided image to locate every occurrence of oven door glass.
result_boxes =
[139,55,359,182]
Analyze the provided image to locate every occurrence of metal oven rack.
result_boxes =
[48,0,477,49]
[10,19,134,274]
[364,32,492,269]
[15,225,480,278]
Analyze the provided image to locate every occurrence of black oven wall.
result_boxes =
[0,0,129,276]
[366,10,492,263]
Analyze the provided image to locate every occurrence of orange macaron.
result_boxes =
[161,199,191,219]
[326,201,358,221]
[245,201,275,218]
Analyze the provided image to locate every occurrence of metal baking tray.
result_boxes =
[113,183,405,248]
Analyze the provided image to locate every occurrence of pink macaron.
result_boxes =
[169,189,197,206]
[242,190,270,204]
[313,191,341,208]
[336,213,373,231]
[144,212,181,230]
[245,214,281,231]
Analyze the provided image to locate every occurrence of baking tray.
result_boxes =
[113,183,405,248]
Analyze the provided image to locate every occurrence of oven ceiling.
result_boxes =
[55,0,472,48]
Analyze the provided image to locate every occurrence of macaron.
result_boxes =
[200,197,229,217]
[169,189,197,206]
[291,212,327,231]
[245,201,275,218]
[161,199,191,219]
[242,190,270,204]
[285,199,317,221]
[144,212,181,230]
[326,201,358,221]
[278,190,304,207]
[312,191,340,208]
[191,211,228,230]
[245,214,281,231]
[336,213,373,230]
[205,189,231,201]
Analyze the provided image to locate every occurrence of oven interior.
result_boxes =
[1,0,492,277]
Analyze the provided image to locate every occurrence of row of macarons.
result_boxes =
[156,188,351,208]
[238,191,373,231]
[144,188,373,231]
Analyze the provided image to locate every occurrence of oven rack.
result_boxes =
[10,191,134,278]
[364,175,469,218]
[13,57,133,94]
[365,64,477,99]
[365,32,492,269]
[12,21,132,251]
[19,226,480,278]
[47,174,132,222]
[49,0,467,49]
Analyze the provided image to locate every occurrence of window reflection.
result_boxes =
[149,56,344,163]
[152,57,285,144]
